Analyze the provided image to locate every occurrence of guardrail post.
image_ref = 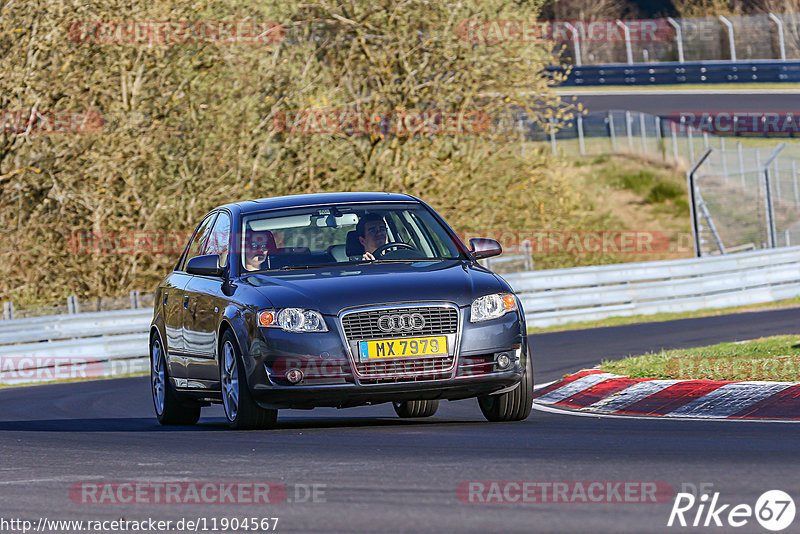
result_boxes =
[687,148,713,257]
[67,295,79,315]
[608,111,617,153]
[718,16,737,62]
[2,302,13,320]
[130,290,140,310]
[616,20,633,64]
[625,111,633,151]
[577,115,585,155]
[762,143,786,249]
[667,17,685,63]
[768,13,787,61]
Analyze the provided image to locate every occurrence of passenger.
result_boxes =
[243,230,276,271]
[357,213,388,261]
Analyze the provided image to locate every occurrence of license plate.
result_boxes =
[358,336,447,360]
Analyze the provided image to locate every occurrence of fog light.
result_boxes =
[496,352,511,369]
[285,368,303,384]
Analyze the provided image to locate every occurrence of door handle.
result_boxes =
[184,295,189,309]
[163,291,169,306]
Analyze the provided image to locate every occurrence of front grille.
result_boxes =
[342,306,458,340]
[341,305,459,380]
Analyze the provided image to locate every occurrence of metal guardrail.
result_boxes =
[2,247,799,383]
[0,309,151,385]
[505,246,800,328]
[549,59,800,86]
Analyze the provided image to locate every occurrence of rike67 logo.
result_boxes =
[668,487,795,531]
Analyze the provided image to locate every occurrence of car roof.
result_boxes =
[225,192,418,215]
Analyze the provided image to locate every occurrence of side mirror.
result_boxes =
[469,238,502,260]
[186,254,224,277]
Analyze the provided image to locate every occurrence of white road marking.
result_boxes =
[532,401,800,423]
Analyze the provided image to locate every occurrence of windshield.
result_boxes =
[240,202,465,272]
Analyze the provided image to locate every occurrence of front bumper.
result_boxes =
[245,304,527,410]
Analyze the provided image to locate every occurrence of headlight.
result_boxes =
[470,293,517,323]
[258,308,328,332]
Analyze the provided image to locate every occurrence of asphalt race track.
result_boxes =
[558,90,800,116]
[2,307,800,533]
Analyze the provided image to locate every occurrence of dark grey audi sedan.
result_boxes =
[150,192,532,429]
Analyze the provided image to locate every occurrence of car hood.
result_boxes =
[241,261,508,315]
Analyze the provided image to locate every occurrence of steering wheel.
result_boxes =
[372,242,416,257]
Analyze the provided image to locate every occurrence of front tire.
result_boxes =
[151,332,201,426]
[478,345,534,422]
[393,400,439,418]
[220,330,277,430]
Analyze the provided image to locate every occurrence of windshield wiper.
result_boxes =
[275,262,356,270]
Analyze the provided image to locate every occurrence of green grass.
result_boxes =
[556,82,800,92]
[528,296,800,334]
[599,335,800,381]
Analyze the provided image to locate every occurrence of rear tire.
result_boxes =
[478,344,534,422]
[220,330,277,430]
[151,332,201,426]
[393,399,439,418]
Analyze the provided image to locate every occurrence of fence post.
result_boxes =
[616,20,633,64]
[577,115,585,156]
[625,111,633,151]
[563,22,582,66]
[655,116,664,159]
[720,137,728,184]
[768,13,787,61]
[718,15,737,61]
[687,148,713,257]
[703,132,709,149]
[738,142,745,188]
[639,112,647,154]
[671,119,678,161]
[687,126,695,162]
[549,117,557,156]
[666,17,685,63]
[130,290,140,310]
[608,111,617,153]
[67,295,79,315]
[2,302,13,320]
[763,143,786,249]
[774,160,782,201]
[792,160,799,206]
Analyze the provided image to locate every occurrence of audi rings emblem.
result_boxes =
[377,313,425,332]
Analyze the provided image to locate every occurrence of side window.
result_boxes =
[205,212,231,268]
[178,213,217,271]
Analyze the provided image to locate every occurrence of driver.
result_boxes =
[243,230,276,271]
[357,213,388,261]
